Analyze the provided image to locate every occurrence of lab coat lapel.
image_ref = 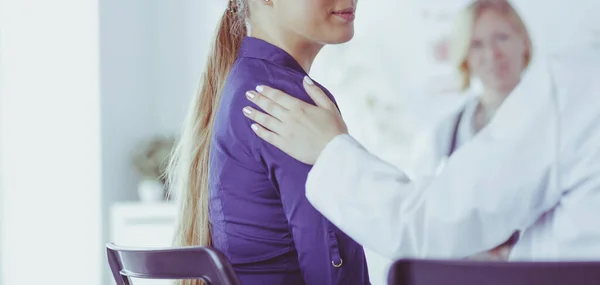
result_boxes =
[408,101,467,178]
[485,56,554,141]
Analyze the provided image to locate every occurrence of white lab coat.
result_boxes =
[305,47,600,262]
[406,95,479,178]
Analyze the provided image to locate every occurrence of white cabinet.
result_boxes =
[110,202,177,285]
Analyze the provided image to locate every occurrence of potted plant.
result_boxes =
[132,135,176,202]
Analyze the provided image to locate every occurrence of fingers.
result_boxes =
[254,85,306,111]
[242,106,285,134]
[302,76,337,111]
[246,91,288,120]
[249,123,284,149]
[488,245,511,260]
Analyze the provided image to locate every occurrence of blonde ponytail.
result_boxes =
[167,1,247,284]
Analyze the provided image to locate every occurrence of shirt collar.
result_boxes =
[239,37,307,75]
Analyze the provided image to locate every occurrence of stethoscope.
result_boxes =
[448,109,465,157]
[433,109,464,176]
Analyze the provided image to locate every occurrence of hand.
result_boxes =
[488,244,512,260]
[242,76,348,165]
[467,244,512,261]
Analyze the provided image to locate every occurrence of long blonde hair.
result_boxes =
[167,1,247,284]
[450,0,532,91]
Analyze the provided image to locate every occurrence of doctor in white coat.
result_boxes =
[407,0,533,260]
[408,0,533,179]
[242,41,600,263]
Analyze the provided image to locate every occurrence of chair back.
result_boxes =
[106,243,240,285]
[388,259,600,285]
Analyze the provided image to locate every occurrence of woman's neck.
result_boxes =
[249,26,322,73]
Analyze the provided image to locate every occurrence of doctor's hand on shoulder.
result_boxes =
[242,76,346,165]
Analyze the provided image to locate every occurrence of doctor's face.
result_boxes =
[467,10,528,92]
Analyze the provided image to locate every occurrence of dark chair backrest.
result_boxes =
[106,243,241,285]
[388,259,600,285]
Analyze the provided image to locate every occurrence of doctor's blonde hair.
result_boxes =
[450,0,533,91]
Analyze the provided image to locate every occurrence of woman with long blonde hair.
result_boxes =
[167,0,369,284]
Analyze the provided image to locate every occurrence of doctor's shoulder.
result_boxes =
[542,46,600,115]
[546,46,600,87]
[549,45,600,65]
[547,47,600,145]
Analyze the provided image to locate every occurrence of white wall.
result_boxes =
[311,0,424,171]
[149,0,218,135]
[0,11,5,284]
[99,1,155,283]
[0,1,102,284]
[98,1,219,284]
[513,0,599,55]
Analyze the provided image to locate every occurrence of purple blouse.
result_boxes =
[208,37,370,285]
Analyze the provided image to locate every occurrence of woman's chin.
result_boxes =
[327,29,355,45]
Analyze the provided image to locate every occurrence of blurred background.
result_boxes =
[0,0,597,284]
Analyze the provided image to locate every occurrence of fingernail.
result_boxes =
[243,107,252,115]
[255,85,264,93]
[246,91,255,100]
[304,76,314,85]
[251,124,258,131]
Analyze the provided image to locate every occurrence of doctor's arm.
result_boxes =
[305,131,558,259]
[242,81,564,259]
